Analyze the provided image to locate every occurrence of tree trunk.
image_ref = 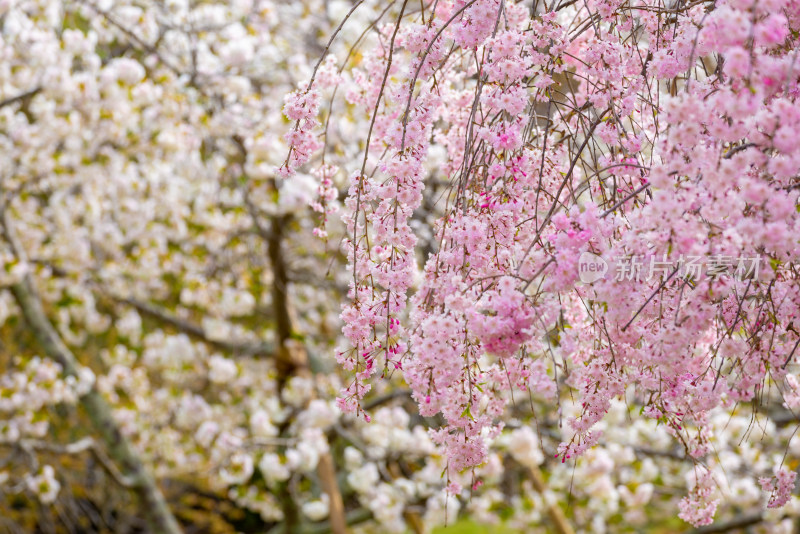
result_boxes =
[528,464,575,534]
[267,214,348,534]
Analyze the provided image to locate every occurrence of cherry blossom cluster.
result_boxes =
[305,0,800,527]
[760,469,798,509]
[679,468,719,527]
[279,89,322,177]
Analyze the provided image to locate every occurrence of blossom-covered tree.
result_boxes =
[284,0,800,529]
[1,0,800,533]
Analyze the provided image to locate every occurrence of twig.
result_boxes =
[0,87,42,109]
[2,438,136,488]
[118,296,273,357]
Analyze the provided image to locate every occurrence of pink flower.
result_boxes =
[760,468,797,508]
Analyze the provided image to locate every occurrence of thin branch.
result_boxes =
[689,512,765,533]
[3,438,136,488]
[363,389,412,410]
[117,296,273,357]
[0,87,42,109]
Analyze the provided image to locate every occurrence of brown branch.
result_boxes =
[117,296,273,357]
[22,257,274,357]
[264,212,347,534]
[527,464,577,534]
[690,512,765,533]
[0,87,42,109]
[3,438,136,488]
[363,389,412,410]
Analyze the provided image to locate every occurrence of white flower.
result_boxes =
[105,58,145,85]
[369,483,406,529]
[281,376,312,407]
[202,317,233,342]
[250,409,278,438]
[286,441,322,473]
[219,288,256,317]
[75,366,96,397]
[26,465,61,504]
[298,399,338,429]
[0,420,20,442]
[258,453,291,485]
[507,426,544,468]
[302,494,330,521]
[220,452,254,486]
[195,421,220,448]
[347,463,379,494]
[208,355,238,384]
[220,39,254,67]
[116,310,142,343]
[344,446,364,470]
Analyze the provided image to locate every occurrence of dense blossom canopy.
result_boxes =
[283,0,800,528]
[1,0,800,532]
